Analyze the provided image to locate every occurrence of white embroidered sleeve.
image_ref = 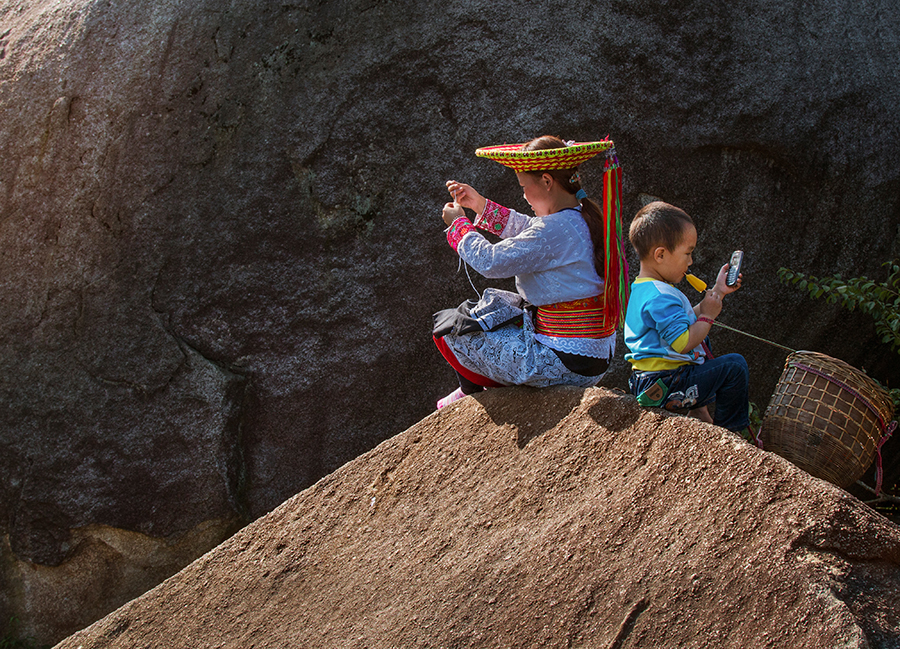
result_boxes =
[457,220,569,279]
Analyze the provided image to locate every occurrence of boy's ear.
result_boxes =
[652,246,667,263]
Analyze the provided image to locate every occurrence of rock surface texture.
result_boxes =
[58,387,900,649]
[1,0,900,643]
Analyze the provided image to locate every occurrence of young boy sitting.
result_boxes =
[624,201,750,434]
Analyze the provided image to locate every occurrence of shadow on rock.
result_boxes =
[586,389,643,433]
[471,385,643,448]
[472,385,587,449]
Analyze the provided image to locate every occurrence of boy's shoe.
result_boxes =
[437,387,466,409]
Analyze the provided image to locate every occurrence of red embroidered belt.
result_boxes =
[535,295,615,339]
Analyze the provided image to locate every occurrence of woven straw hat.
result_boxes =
[475,140,614,172]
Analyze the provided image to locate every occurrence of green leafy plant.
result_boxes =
[749,401,764,430]
[777,261,900,350]
[778,261,900,408]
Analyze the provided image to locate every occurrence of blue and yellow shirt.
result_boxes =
[624,278,708,372]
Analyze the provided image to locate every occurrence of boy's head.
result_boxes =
[629,201,695,260]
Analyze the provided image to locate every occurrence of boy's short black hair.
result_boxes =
[629,201,695,260]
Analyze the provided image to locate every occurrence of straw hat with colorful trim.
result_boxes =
[475,140,614,172]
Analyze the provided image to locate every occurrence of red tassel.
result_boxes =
[600,151,628,330]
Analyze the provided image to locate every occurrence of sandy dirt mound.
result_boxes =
[58,387,900,648]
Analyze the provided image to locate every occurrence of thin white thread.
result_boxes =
[449,187,481,299]
[458,257,482,299]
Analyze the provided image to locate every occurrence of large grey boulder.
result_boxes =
[1,0,899,643]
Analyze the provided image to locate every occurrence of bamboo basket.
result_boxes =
[760,350,894,489]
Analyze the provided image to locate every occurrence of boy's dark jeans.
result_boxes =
[629,353,750,432]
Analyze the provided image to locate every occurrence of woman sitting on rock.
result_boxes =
[433,135,630,408]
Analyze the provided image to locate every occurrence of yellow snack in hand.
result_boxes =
[685,273,707,292]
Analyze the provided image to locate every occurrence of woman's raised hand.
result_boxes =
[446,180,487,216]
[442,202,465,226]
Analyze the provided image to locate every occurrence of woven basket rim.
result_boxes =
[785,350,894,418]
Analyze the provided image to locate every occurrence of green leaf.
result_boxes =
[780,259,900,363]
